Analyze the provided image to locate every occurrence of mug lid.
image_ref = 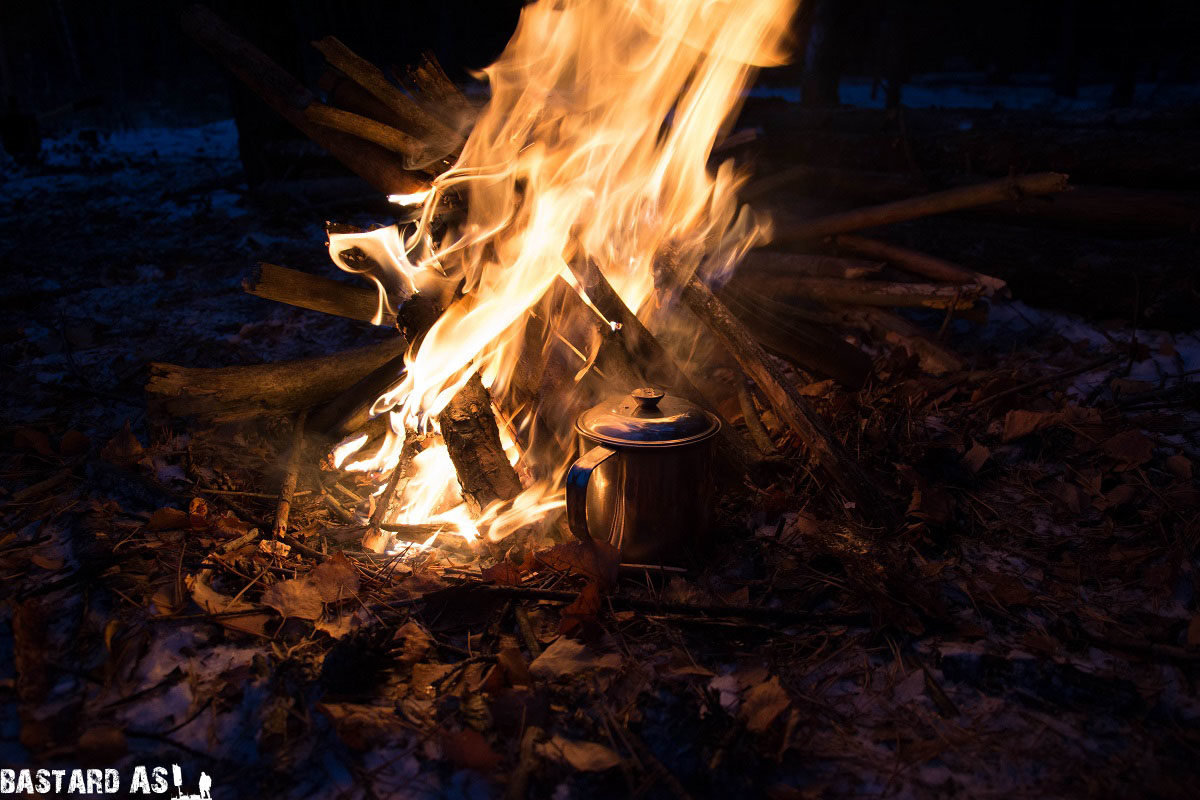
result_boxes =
[575,387,720,448]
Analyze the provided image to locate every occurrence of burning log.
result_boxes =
[310,36,463,163]
[773,172,1070,244]
[146,338,407,421]
[437,373,524,517]
[244,263,395,326]
[829,235,1006,295]
[179,4,426,195]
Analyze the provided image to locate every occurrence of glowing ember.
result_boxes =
[329,0,796,552]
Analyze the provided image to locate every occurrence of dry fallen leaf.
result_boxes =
[559,581,604,635]
[741,676,791,733]
[962,442,991,474]
[1165,454,1193,481]
[261,578,323,621]
[1102,429,1154,469]
[393,620,434,664]
[1002,409,1062,442]
[311,552,360,602]
[535,539,620,589]
[529,636,621,679]
[59,430,91,457]
[148,507,189,531]
[537,736,622,772]
[185,573,268,636]
[480,561,524,586]
[100,421,144,467]
[440,728,501,772]
[14,428,54,457]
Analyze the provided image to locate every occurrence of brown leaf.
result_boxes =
[962,442,991,474]
[148,507,189,531]
[261,578,323,621]
[441,728,501,772]
[976,571,1034,606]
[535,539,620,589]
[30,553,65,571]
[310,552,360,602]
[1102,430,1154,469]
[1165,454,1193,481]
[559,581,604,635]
[59,430,91,457]
[496,646,533,686]
[185,573,268,636]
[481,561,525,586]
[14,427,54,457]
[392,620,434,664]
[537,736,622,772]
[741,676,790,733]
[1103,484,1137,509]
[188,497,209,528]
[1002,409,1062,442]
[529,636,621,679]
[100,421,144,467]
[798,379,833,397]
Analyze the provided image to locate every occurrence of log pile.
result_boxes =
[154,4,1074,554]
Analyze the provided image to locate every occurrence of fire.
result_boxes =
[329,0,795,552]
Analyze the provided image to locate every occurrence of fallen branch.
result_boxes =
[273,411,307,538]
[180,4,425,195]
[740,249,883,280]
[740,275,983,310]
[147,338,408,421]
[773,172,1070,244]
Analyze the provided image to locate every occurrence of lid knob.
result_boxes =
[631,387,665,410]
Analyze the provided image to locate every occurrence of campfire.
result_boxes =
[153,0,1064,565]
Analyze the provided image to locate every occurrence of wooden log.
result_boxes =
[438,373,524,517]
[718,282,872,388]
[147,337,407,422]
[304,102,431,164]
[244,263,395,326]
[179,4,426,195]
[740,249,883,280]
[398,51,477,132]
[829,235,1006,295]
[669,266,886,517]
[773,172,1070,244]
[311,36,462,161]
[729,271,982,310]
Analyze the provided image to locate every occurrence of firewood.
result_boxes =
[311,36,463,161]
[398,51,477,132]
[438,373,524,517]
[848,308,964,376]
[731,274,983,310]
[718,282,872,388]
[304,102,433,165]
[179,4,426,195]
[741,249,883,280]
[669,266,886,517]
[146,337,407,421]
[830,235,1006,295]
[773,172,1070,244]
[244,263,395,326]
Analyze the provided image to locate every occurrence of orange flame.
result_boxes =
[330,0,796,548]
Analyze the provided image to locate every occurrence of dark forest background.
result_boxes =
[3,0,1198,133]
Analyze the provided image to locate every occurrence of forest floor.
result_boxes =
[1,114,1199,799]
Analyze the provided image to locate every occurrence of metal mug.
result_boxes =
[566,387,721,564]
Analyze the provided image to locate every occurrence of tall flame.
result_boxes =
[331,0,796,548]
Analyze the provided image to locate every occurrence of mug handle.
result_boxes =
[565,445,617,543]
